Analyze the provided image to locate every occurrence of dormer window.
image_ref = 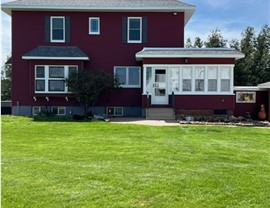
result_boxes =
[51,17,65,42]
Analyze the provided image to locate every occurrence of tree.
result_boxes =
[1,56,12,100]
[185,37,193,48]
[66,70,119,115]
[185,37,204,48]
[194,37,204,48]
[205,29,227,48]
[252,25,270,84]
[233,27,256,85]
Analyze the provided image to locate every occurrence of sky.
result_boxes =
[1,0,270,67]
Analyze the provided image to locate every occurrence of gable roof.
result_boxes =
[1,0,196,25]
[136,48,245,61]
[22,46,89,60]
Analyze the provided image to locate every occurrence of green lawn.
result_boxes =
[2,116,270,208]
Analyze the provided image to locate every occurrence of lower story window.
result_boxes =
[114,66,141,88]
[107,107,123,116]
[35,65,78,93]
[236,92,256,103]
[51,106,66,115]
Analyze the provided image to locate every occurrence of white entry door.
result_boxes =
[151,69,168,105]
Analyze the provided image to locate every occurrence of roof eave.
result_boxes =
[22,56,89,60]
[1,5,196,20]
[136,54,245,61]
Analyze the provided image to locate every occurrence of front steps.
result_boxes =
[146,108,175,120]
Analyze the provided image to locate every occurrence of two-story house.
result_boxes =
[2,0,246,118]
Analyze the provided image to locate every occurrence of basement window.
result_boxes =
[107,107,123,116]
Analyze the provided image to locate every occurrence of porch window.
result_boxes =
[220,67,231,91]
[208,67,218,91]
[195,67,205,91]
[182,67,192,91]
[114,66,141,88]
[35,65,78,93]
[170,68,180,92]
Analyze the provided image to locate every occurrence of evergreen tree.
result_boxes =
[252,25,270,84]
[194,37,204,48]
[185,37,193,48]
[205,29,227,48]
[235,27,256,85]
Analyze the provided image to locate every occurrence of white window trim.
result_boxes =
[51,106,66,115]
[127,17,142,43]
[50,16,65,43]
[114,66,141,88]
[35,65,78,94]
[236,92,256,103]
[107,107,123,116]
[89,17,100,35]
[143,64,234,95]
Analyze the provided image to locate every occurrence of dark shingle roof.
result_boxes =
[22,46,89,60]
[1,0,196,24]
[136,48,245,60]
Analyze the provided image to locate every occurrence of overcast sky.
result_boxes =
[1,0,270,66]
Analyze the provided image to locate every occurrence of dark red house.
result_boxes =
[2,0,249,119]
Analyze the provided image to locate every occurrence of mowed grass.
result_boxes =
[1,116,270,208]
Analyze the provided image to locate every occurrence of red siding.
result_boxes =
[143,58,236,65]
[12,11,185,106]
[142,95,234,110]
[173,95,234,110]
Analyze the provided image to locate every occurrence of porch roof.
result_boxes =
[258,82,270,89]
[136,47,245,61]
[22,46,89,60]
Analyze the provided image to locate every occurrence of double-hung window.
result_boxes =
[208,67,218,91]
[220,67,231,92]
[195,67,205,91]
[128,17,142,43]
[89,17,100,35]
[35,65,78,93]
[51,17,65,42]
[114,66,141,88]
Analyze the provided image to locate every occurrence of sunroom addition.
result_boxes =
[136,48,245,105]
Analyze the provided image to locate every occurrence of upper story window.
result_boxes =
[114,66,141,88]
[35,65,78,93]
[128,17,142,43]
[51,17,65,42]
[122,16,147,44]
[45,16,70,43]
[89,17,100,35]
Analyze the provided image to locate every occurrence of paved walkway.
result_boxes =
[109,117,179,126]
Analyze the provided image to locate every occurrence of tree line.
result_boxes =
[186,25,270,86]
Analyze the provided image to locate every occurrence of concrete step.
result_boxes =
[146,108,175,120]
